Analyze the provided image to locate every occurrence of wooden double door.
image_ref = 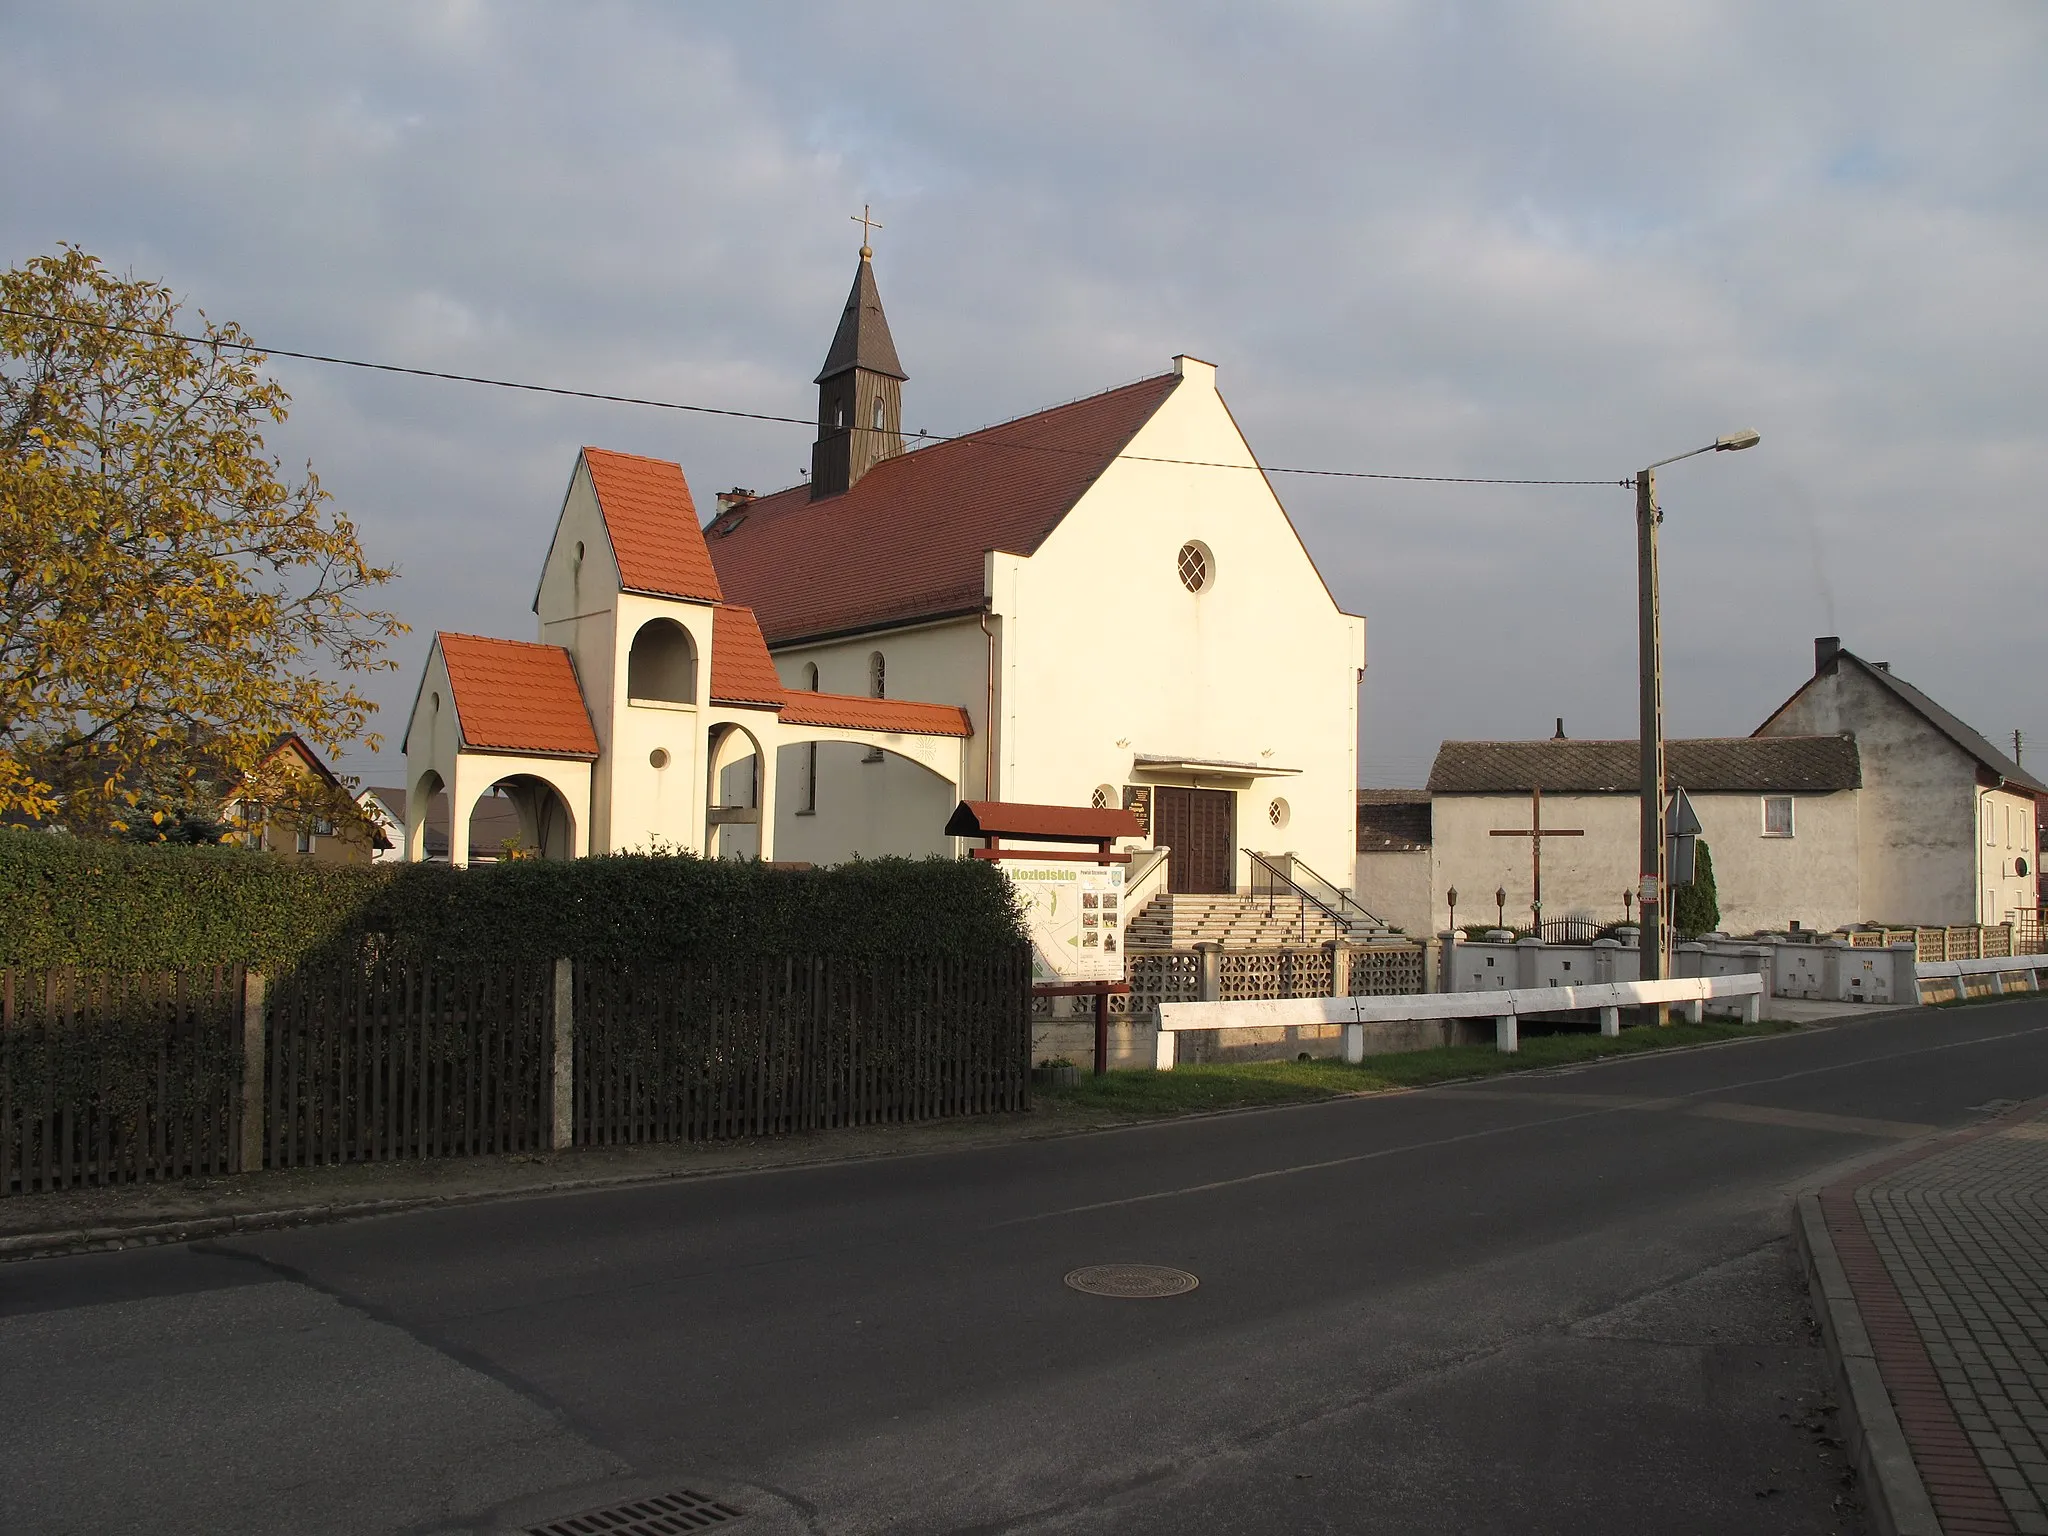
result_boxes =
[1155,787,1236,894]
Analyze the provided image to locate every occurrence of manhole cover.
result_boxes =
[1065,1263,1200,1298]
[525,1488,745,1535]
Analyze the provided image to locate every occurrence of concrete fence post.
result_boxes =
[1514,936,1543,990]
[1438,931,1462,994]
[1888,942,1920,1007]
[1328,940,1351,999]
[551,957,575,1151]
[239,970,267,1174]
[1495,1013,1519,1054]
[1598,1005,1621,1038]
[1195,942,1222,1003]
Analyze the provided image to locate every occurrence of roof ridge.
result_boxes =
[744,370,1181,507]
[439,631,568,652]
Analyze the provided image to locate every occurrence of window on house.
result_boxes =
[1986,802,1997,845]
[834,401,846,430]
[801,742,819,813]
[296,826,314,855]
[873,398,885,431]
[804,662,819,691]
[1762,796,1794,837]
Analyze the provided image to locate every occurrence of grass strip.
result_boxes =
[1033,1018,1804,1117]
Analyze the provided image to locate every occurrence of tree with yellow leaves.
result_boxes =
[1,246,404,836]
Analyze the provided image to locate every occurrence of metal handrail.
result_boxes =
[1245,850,1348,943]
[1278,854,1389,933]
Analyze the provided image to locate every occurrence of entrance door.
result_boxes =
[1155,787,1236,893]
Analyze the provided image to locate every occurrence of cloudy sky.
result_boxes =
[5,1,2043,787]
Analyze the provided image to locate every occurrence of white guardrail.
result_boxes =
[1154,973,1766,1069]
[1916,954,2048,994]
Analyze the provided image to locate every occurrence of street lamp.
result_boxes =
[1635,429,1760,1022]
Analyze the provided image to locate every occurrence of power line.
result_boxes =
[0,305,1631,488]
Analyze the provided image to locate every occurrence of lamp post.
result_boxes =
[1495,885,1507,932]
[1446,886,1459,935]
[1635,429,1760,1023]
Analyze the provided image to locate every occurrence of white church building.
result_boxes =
[402,247,1366,897]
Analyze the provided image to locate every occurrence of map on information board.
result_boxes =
[1007,863,1127,983]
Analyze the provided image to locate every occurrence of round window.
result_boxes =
[649,748,671,770]
[1177,541,1212,593]
[2019,855,2031,878]
[1268,797,1290,830]
[1091,784,1117,810]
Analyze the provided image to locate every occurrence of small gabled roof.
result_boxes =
[581,447,724,602]
[708,604,787,709]
[1428,737,1860,796]
[944,800,1142,843]
[436,633,599,760]
[1759,646,2047,795]
[816,254,906,383]
[707,372,1183,645]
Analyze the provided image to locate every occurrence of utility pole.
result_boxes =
[1637,467,1666,1024]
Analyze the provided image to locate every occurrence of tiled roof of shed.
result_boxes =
[582,447,724,602]
[1356,790,1433,853]
[437,633,599,759]
[1427,736,1860,795]
[707,604,786,709]
[706,372,1182,644]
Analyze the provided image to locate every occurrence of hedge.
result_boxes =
[0,831,1026,974]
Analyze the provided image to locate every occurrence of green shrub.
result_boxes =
[0,830,1024,974]
[1672,838,1720,937]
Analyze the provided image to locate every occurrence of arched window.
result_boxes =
[804,662,820,691]
[627,618,697,705]
[873,397,885,430]
[834,400,846,430]
[863,652,886,763]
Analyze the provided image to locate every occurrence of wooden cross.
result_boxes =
[852,204,883,252]
[1488,785,1584,931]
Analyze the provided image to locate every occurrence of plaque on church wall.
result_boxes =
[1008,863,1127,983]
[1122,785,1151,837]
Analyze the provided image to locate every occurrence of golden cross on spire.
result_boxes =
[851,204,883,258]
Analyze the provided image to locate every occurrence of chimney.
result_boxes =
[1814,636,1841,674]
[1553,717,1566,740]
[714,488,754,518]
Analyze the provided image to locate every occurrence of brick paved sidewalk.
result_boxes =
[1821,1100,2048,1535]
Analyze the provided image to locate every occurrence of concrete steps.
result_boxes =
[1125,892,1351,951]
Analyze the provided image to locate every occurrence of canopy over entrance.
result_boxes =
[944,800,1142,845]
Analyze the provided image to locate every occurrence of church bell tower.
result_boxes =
[811,237,906,499]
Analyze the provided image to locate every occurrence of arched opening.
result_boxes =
[627,618,697,705]
[469,773,577,861]
[707,722,768,861]
[406,768,446,862]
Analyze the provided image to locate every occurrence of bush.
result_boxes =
[1672,838,1720,937]
[0,830,1024,974]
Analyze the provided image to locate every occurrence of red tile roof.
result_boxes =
[780,692,973,738]
[582,447,724,602]
[944,800,1139,842]
[437,633,599,759]
[706,373,1182,644]
[708,604,787,709]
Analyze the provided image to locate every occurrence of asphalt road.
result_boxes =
[7,1000,2047,1536]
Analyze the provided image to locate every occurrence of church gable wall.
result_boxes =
[606,591,716,853]
[1000,361,1364,889]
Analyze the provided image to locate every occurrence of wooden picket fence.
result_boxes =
[2,944,1032,1195]
[0,966,247,1195]
[574,949,1032,1146]
[263,954,555,1170]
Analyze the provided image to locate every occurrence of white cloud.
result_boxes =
[2,0,2042,786]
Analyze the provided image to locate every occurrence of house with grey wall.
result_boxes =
[1756,637,2042,926]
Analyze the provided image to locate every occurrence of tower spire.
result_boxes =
[811,234,906,498]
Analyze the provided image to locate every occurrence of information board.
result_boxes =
[1007,863,1127,984]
